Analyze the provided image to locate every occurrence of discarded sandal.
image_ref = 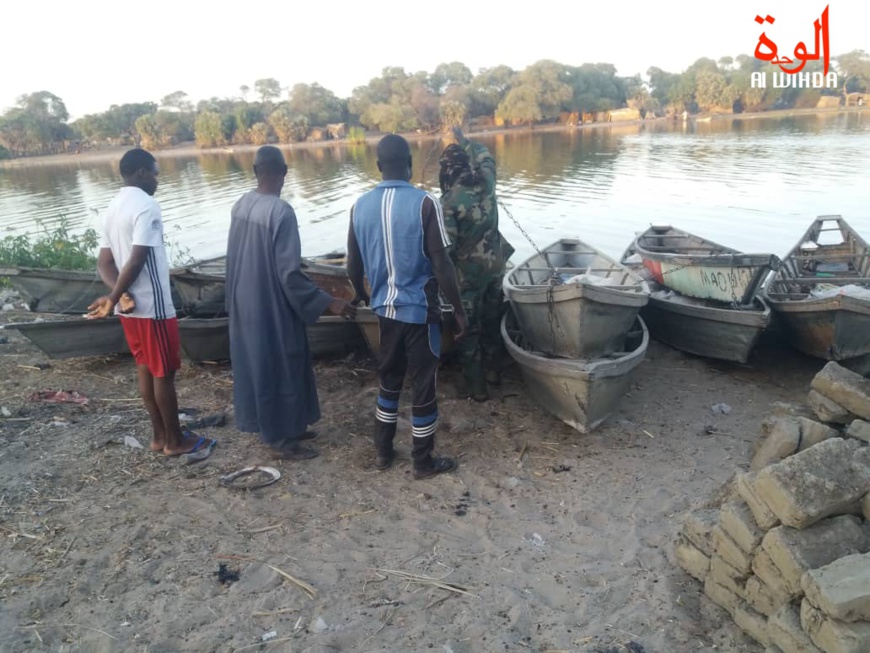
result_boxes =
[178,437,217,465]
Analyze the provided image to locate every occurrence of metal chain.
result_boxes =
[498,197,562,353]
[497,198,548,267]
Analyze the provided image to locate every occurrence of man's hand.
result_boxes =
[451,126,465,143]
[351,293,370,307]
[86,296,116,319]
[118,292,135,314]
[326,298,357,320]
[451,308,468,341]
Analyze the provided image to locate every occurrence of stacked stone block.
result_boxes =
[675,363,870,653]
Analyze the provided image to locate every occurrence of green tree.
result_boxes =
[240,85,250,101]
[439,99,467,127]
[564,63,627,113]
[497,60,571,124]
[694,71,729,111]
[363,101,416,133]
[134,114,159,149]
[161,90,192,112]
[268,107,309,142]
[470,65,516,117]
[836,50,870,94]
[194,111,226,147]
[429,61,473,94]
[250,122,270,145]
[255,78,282,103]
[287,83,344,126]
[496,84,542,126]
[105,103,157,144]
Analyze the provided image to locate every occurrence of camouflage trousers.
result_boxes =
[455,274,506,375]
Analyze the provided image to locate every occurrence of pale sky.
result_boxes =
[2,0,865,120]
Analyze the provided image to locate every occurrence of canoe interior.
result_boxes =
[5,317,129,359]
[635,225,739,258]
[170,254,358,316]
[505,239,647,358]
[507,238,645,290]
[764,215,870,301]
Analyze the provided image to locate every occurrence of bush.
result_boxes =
[0,216,99,271]
[347,126,366,144]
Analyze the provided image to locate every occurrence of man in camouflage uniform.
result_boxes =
[439,127,514,401]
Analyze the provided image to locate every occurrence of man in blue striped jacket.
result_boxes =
[347,135,468,480]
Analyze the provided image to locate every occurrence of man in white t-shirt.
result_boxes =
[87,148,215,460]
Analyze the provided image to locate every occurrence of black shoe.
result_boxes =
[413,456,457,480]
[269,442,319,460]
[298,430,318,441]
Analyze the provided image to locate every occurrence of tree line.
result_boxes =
[1,51,868,159]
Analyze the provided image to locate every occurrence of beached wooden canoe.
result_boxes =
[3,317,129,359]
[633,225,780,305]
[762,215,870,360]
[501,308,648,433]
[169,253,357,317]
[621,244,771,363]
[177,316,365,362]
[6,313,364,362]
[0,266,184,314]
[503,239,649,358]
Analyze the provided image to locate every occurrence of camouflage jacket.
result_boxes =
[440,137,508,279]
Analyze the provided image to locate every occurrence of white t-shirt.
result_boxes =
[99,186,176,320]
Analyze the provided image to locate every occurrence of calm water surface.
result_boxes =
[1,112,869,266]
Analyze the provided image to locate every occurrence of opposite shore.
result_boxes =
[1,105,865,170]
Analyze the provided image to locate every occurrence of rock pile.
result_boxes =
[676,362,870,653]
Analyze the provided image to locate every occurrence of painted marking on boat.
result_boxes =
[698,267,754,295]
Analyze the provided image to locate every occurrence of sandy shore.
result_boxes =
[0,298,828,652]
[1,106,863,170]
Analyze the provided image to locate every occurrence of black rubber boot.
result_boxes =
[461,362,489,402]
[374,420,397,470]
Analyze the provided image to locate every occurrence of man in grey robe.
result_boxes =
[226,146,355,460]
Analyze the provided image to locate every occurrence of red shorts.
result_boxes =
[120,317,181,377]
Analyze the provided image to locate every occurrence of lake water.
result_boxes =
[1,112,869,267]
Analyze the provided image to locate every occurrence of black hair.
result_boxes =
[119,148,156,177]
[253,145,288,175]
[376,134,411,167]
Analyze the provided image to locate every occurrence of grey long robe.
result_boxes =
[226,190,332,445]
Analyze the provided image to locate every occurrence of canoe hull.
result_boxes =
[766,295,870,360]
[642,293,771,363]
[641,258,774,305]
[501,311,648,433]
[633,225,779,304]
[177,316,366,362]
[504,238,649,358]
[5,317,129,359]
[509,282,647,358]
[763,215,870,360]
